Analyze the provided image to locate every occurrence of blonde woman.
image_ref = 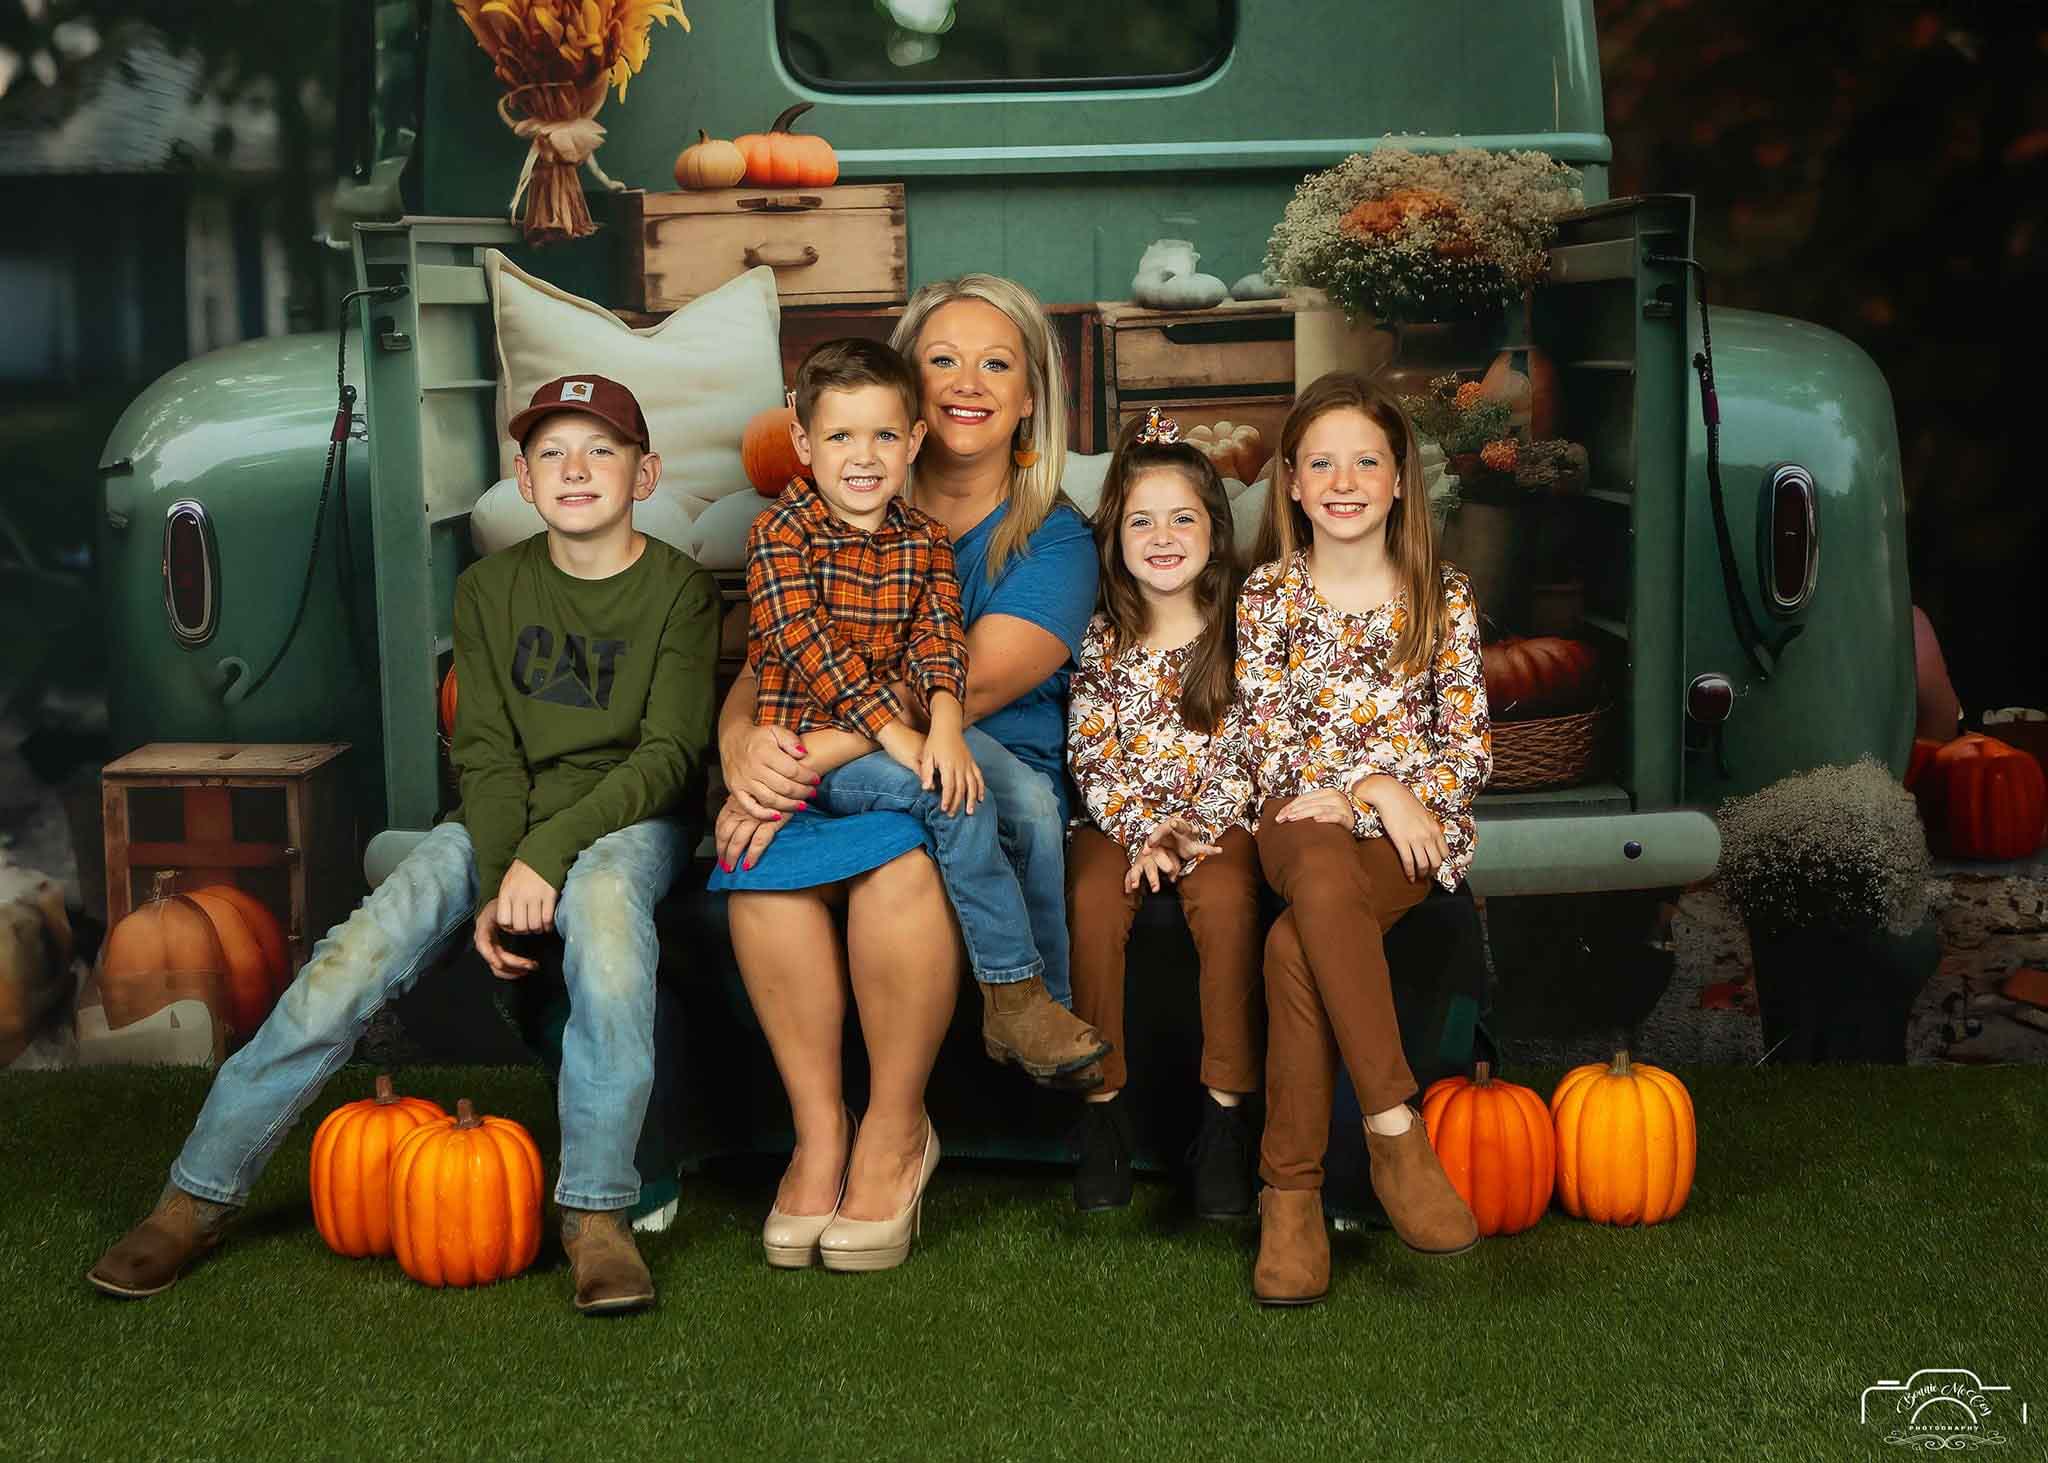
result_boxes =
[712,275,1103,1270]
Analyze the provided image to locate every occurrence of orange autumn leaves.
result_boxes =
[452,0,690,101]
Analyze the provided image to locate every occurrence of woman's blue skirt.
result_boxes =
[704,807,927,892]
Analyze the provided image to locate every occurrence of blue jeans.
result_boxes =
[816,728,1072,1006]
[170,816,684,1211]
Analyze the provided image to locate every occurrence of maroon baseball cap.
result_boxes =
[509,374,651,452]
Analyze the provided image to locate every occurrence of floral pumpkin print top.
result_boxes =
[1232,553,1492,889]
[1067,614,1258,866]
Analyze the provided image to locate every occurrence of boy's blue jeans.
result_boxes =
[170,817,684,1212]
[815,727,1072,1006]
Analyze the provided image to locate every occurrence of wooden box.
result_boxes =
[101,743,359,977]
[618,185,907,312]
[1100,299,1294,477]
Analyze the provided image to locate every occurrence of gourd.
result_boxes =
[439,666,459,739]
[1903,736,1942,792]
[182,886,291,1038]
[673,129,746,190]
[96,882,228,1032]
[1230,270,1285,301]
[1132,267,1228,311]
[1478,344,1560,440]
[309,1074,448,1259]
[743,393,811,496]
[389,1099,544,1288]
[1549,1049,1695,1226]
[736,103,838,188]
[1918,733,2047,861]
[1185,422,1267,484]
[1480,636,1601,718]
[1421,1061,1555,1236]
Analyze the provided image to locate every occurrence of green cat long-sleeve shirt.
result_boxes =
[451,533,720,911]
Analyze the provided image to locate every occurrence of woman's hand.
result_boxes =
[1124,843,1182,895]
[1272,788,1355,828]
[720,721,818,819]
[1353,774,1448,883]
[716,798,784,873]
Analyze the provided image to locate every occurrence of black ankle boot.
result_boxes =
[1073,1093,1136,1212]
[1188,1091,1255,1220]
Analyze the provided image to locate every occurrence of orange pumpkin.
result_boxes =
[1904,735,1942,792]
[1478,343,1560,440]
[439,666,459,739]
[309,1074,448,1259]
[389,1099,544,1288]
[736,102,838,187]
[1550,1049,1695,1226]
[744,393,810,496]
[1481,636,1601,718]
[183,887,290,1039]
[1919,733,2047,861]
[673,129,746,190]
[96,885,228,1032]
[1421,1061,1555,1236]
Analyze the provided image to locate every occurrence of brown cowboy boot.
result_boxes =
[1252,1187,1330,1306]
[86,1184,237,1298]
[1365,1116,1480,1256]
[981,976,1111,1084]
[560,1208,655,1315]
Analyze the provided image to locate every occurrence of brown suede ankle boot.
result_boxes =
[981,976,1110,1084]
[560,1208,655,1315]
[1253,1187,1329,1306]
[1365,1117,1480,1256]
[86,1184,237,1298]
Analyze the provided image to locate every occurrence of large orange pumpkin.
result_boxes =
[1550,1049,1695,1226]
[1481,636,1601,718]
[1918,733,2047,861]
[183,887,290,1038]
[309,1074,448,1259]
[96,886,228,1032]
[744,393,810,496]
[1904,736,1942,792]
[1421,1061,1555,1236]
[389,1099,544,1288]
[735,102,838,187]
[439,666,459,739]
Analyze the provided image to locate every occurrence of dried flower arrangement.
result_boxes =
[453,0,691,244]
[1263,147,1583,323]
[1406,375,1511,456]
[1716,759,1933,941]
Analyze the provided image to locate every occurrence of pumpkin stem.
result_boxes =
[374,1073,395,1104]
[1610,1049,1633,1076]
[1473,1060,1492,1085]
[696,128,711,144]
[454,1098,480,1129]
[770,101,814,134]
[150,869,180,901]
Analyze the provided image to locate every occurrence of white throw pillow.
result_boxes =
[1060,452,1114,521]
[1228,479,1269,563]
[686,487,776,571]
[469,478,699,557]
[485,254,784,520]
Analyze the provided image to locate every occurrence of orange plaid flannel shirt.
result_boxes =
[745,477,968,738]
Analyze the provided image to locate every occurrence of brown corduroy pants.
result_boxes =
[1064,824,1263,1095]
[1255,798,1433,1191]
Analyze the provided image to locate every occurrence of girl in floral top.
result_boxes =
[1065,409,1263,1218]
[1237,372,1492,1306]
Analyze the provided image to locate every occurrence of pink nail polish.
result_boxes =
[770,812,782,821]
[797,801,808,812]
[793,744,807,755]
[744,859,755,870]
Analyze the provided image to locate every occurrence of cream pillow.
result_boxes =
[485,255,784,519]
[469,478,698,558]
[686,487,775,572]
[1060,452,1114,521]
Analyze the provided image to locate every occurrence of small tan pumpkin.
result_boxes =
[96,881,228,1032]
[309,1074,448,1259]
[674,129,746,190]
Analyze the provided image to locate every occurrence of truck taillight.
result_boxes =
[162,500,218,647]
[1760,464,1818,615]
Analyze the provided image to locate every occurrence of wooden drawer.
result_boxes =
[1114,394,1290,482]
[618,185,907,311]
[1099,299,1295,396]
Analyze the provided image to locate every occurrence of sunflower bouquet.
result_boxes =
[453,0,691,244]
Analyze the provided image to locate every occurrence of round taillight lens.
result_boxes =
[162,500,218,647]
[1759,464,1818,616]
[1687,673,1734,724]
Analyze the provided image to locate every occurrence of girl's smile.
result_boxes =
[1288,407,1399,544]
[1120,468,1212,602]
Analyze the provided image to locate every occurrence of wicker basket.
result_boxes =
[1489,704,1611,790]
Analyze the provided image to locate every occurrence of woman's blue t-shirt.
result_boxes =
[951,499,1098,809]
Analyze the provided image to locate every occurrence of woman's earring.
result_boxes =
[1012,419,1039,469]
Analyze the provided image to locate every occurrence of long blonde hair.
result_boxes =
[891,274,1069,578]
[1253,371,1444,676]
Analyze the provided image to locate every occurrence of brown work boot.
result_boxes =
[1365,1116,1480,1256]
[560,1208,655,1315]
[1252,1187,1330,1306]
[86,1184,237,1298]
[981,976,1111,1084]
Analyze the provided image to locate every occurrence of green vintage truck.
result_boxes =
[94,1,1909,1177]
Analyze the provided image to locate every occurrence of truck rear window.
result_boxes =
[778,0,1233,92]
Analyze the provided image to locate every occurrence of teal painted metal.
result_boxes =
[1468,809,1720,896]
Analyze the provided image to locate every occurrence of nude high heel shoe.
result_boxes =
[817,1120,939,1273]
[762,1110,856,1269]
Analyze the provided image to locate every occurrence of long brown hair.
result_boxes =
[1252,371,1443,676]
[1091,413,1239,734]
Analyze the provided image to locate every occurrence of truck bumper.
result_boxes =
[1467,809,1720,897]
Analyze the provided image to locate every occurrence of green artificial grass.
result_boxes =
[3,1063,2044,1462]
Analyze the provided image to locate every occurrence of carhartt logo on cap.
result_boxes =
[560,380,595,403]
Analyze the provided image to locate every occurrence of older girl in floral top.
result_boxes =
[1065,410,1263,1218]
[1237,372,1491,1307]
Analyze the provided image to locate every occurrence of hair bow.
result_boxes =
[1135,406,1181,445]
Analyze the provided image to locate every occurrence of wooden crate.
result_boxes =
[617,185,907,311]
[1100,299,1293,475]
[101,744,358,977]
[1112,394,1291,482]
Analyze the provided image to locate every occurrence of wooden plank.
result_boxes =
[626,184,904,219]
[104,743,351,778]
[122,842,299,869]
[1105,302,1295,396]
[638,205,907,311]
[101,776,132,927]
[183,786,237,890]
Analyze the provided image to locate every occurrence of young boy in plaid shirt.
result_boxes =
[737,338,1108,1081]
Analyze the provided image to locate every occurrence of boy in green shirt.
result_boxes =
[88,375,721,1315]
